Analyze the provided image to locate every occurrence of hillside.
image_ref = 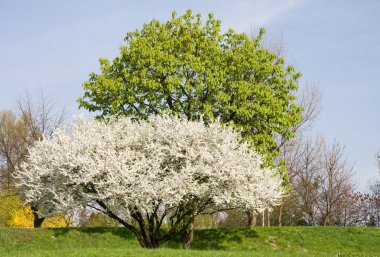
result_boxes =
[0,226,378,257]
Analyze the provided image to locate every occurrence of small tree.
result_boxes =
[317,141,353,225]
[368,179,380,227]
[17,116,282,248]
[0,110,30,189]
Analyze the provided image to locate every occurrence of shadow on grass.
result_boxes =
[49,227,259,250]
[165,227,259,250]
[50,227,135,240]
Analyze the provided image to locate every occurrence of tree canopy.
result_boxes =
[78,10,302,162]
[16,116,282,248]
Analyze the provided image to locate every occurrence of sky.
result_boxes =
[0,0,379,190]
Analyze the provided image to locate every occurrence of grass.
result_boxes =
[0,226,378,256]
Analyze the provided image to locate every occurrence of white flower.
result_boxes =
[16,115,282,216]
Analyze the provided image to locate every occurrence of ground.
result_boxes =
[0,226,378,257]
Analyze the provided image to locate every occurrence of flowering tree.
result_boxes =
[16,116,282,248]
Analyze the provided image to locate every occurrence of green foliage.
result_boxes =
[78,10,302,163]
[0,227,379,256]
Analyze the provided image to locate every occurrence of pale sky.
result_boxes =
[0,0,379,190]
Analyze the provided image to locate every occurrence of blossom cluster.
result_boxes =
[17,116,282,216]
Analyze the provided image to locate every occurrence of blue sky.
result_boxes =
[0,0,379,190]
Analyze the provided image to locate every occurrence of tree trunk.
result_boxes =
[97,200,200,249]
[343,208,346,227]
[246,210,257,227]
[181,223,194,249]
[324,215,329,226]
[143,240,160,249]
[278,203,283,227]
[262,209,265,227]
[31,205,45,228]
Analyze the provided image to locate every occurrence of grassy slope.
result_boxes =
[0,227,378,257]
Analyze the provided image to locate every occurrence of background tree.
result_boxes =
[288,137,323,226]
[0,91,66,228]
[245,27,321,227]
[249,26,323,227]
[17,91,66,142]
[0,110,29,189]
[340,191,380,227]
[271,137,354,226]
[78,10,302,166]
[317,141,354,226]
[271,82,322,226]
[367,179,380,226]
[17,91,66,227]
[16,116,283,248]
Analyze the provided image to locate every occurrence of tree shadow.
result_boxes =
[192,227,258,250]
[164,227,259,250]
[49,227,259,250]
[50,227,135,240]
[80,227,135,239]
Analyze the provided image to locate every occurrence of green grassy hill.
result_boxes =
[0,226,378,257]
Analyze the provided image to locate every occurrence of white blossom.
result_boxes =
[16,115,282,224]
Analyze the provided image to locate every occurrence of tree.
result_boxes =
[341,192,380,227]
[17,90,66,142]
[0,110,30,189]
[0,91,66,227]
[271,82,322,226]
[367,179,380,226]
[274,137,355,226]
[77,10,302,165]
[289,137,323,226]
[16,116,283,248]
[317,141,354,226]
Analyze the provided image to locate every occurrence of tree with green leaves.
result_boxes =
[78,10,302,165]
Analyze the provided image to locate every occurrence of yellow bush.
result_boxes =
[43,212,70,228]
[0,189,70,228]
[0,189,23,226]
[10,205,33,227]
[10,206,70,228]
